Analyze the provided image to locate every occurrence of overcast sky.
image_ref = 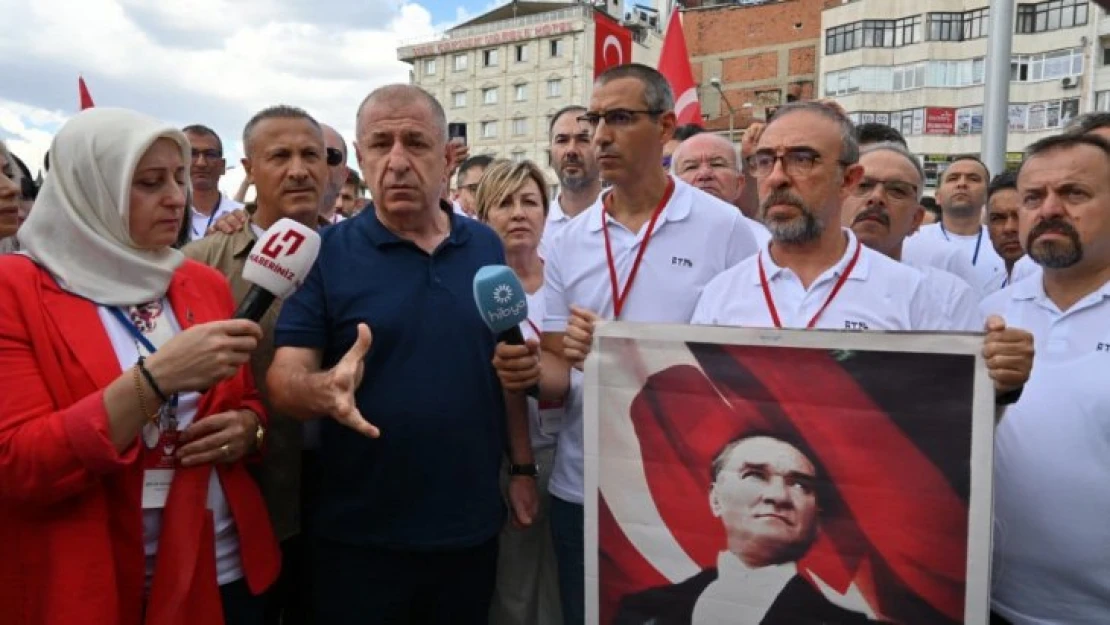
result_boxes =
[0,0,504,195]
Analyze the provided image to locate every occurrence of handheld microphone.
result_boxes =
[473,265,538,397]
[234,218,321,321]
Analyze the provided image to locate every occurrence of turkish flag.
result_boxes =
[78,76,95,110]
[594,12,632,78]
[657,8,702,126]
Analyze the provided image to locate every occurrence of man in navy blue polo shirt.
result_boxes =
[267,84,536,625]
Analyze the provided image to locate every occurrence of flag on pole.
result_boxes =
[657,8,702,126]
[78,76,95,110]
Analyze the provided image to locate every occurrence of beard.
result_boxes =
[761,190,824,244]
[1027,217,1083,269]
[558,157,596,192]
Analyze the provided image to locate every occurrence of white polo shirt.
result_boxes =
[744,214,771,248]
[1008,254,1040,286]
[692,229,978,331]
[543,176,761,504]
[188,193,243,241]
[980,275,1110,625]
[904,223,1006,296]
[522,288,560,452]
[540,194,590,259]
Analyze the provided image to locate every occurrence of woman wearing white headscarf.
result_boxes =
[0,108,280,625]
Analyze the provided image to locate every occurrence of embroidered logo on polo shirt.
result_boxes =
[844,320,870,330]
[1097,342,1110,352]
[671,256,693,268]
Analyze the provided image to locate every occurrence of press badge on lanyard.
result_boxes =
[526,318,565,434]
[106,307,181,510]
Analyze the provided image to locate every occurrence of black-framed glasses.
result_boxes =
[191,148,223,162]
[853,177,918,201]
[326,147,344,167]
[577,108,664,128]
[746,148,844,178]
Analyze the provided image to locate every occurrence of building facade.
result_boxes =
[821,0,1095,189]
[397,1,662,192]
[682,0,841,139]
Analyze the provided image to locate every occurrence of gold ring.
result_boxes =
[220,443,231,459]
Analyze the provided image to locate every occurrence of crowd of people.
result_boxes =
[0,59,1105,625]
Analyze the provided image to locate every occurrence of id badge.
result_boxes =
[141,429,179,509]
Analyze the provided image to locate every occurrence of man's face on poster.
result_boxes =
[710,436,820,567]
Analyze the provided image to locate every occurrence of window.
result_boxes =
[1103,44,1110,66]
[549,39,565,57]
[452,91,466,108]
[824,16,921,54]
[511,151,527,163]
[1017,0,1088,34]
[927,8,989,42]
[482,87,498,104]
[1098,90,1110,112]
[453,54,467,71]
[547,79,563,97]
[515,84,527,101]
[483,49,498,67]
[1011,48,1083,82]
[515,44,529,63]
[512,118,528,136]
[424,59,436,75]
[481,121,498,138]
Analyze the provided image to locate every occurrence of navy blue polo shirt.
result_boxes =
[274,203,507,549]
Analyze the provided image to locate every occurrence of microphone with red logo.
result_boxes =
[234,218,321,321]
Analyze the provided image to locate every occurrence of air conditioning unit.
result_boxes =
[1062,76,1079,89]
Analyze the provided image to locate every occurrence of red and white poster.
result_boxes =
[595,12,632,79]
[925,108,956,136]
[585,323,995,625]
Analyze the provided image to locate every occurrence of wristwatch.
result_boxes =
[508,463,539,477]
[995,385,1024,406]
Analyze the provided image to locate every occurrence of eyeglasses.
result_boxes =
[661,155,673,169]
[853,177,918,202]
[577,108,664,128]
[326,147,344,167]
[191,149,223,162]
[745,148,845,178]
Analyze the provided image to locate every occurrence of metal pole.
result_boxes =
[712,80,737,142]
[981,0,1015,177]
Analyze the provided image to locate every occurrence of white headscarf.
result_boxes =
[17,108,189,305]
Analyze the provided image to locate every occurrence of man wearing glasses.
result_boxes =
[318,124,351,226]
[183,124,245,241]
[491,62,760,625]
[690,102,1032,403]
[841,141,981,330]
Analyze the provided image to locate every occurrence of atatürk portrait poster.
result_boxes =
[584,324,995,625]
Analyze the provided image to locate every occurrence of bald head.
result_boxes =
[319,123,348,217]
[355,84,447,144]
[672,132,744,205]
[321,123,346,161]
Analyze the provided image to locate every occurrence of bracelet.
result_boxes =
[132,365,156,423]
[136,355,170,403]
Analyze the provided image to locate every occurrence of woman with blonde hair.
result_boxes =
[477,159,566,625]
[0,108,279,625]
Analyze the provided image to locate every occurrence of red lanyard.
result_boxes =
[602,178,676,319]
[525,318,541,337]
[757,239,862,328]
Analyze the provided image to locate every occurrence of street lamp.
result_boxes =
[710,77,736,142]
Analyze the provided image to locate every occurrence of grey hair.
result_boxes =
[669,133,741,175]
[242,105,321,157]
[860,141,925,201]
[595,63,674,113]
[765,101,859,166]
[1064,111,1110,136]
[355,84,447,143]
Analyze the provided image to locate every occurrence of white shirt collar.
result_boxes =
[753,228,873,285]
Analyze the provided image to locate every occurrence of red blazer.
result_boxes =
[0,255,280,625]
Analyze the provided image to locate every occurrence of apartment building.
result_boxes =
[397,1,663,192]
[820,0,1094,188]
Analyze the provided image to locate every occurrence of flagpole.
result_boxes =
[981,0,1015,177]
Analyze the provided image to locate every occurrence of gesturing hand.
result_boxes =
[324,323,380,438]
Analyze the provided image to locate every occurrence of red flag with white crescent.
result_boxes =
[657,8,702,126]
[594,12,632,78]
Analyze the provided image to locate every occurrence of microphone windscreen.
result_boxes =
[242,218,321,299]
[472,265,529,335]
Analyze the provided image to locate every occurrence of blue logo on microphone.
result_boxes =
[473,265,529,334]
